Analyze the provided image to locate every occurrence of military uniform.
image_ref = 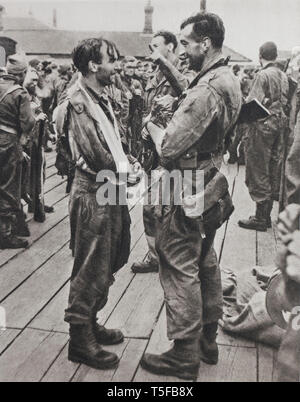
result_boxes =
[137,58,192,272]
[0,74,35,246]
[238,63,290,233]
[156,54,242,340]
[56,80,131,326]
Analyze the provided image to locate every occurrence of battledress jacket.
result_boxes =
[0,74,35,217]
[56,80,131,275]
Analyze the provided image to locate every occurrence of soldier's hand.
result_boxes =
[286,231,300,284]
[149,49,164,63]
[153,95,175,111]
[36,112,47,121]
[277,204,300,244]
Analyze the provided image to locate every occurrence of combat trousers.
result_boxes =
[65,169,131,325]
[0,133,23,237]
[156,205,223,341]
[245,120,283,203]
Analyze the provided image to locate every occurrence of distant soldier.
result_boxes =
[51,64,73,111]
[239,42,289,232]
[131,30,193,274]
[0,54,35,249]
[120,56,144,156]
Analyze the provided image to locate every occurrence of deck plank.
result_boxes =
[0,217,70,302]
[105,271,164,338]
[41,343,78,382]
[220,166,256,274]
[0,329,68,382]
[2,244,72,329]
[0,196,69,270]
[257,344,278,382]
[0,329,21,355]
[197,345,257,382]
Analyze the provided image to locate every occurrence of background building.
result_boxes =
[0,1,251,65]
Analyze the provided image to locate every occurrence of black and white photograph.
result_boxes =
[0,0,300,386]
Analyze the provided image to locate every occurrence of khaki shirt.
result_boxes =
[160,55,242,166]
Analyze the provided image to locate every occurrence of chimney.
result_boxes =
[0,5,5,32]
[200,0,207,13]
[143,0,154,35]
[53,8,57,28]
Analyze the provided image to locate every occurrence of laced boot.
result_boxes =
[92,314,124,345]
[200,322,219,365]
[238,202,268,232]
[68,324,119,370]
[141,338,200,381]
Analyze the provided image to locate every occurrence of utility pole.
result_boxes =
[200,0,207,13]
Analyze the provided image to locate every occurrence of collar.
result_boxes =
[262,62,276,70]
[188,53,226,89]
[82,80,109,105]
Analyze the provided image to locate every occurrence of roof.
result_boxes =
[3,16,52,31]
[1,15,251,62]
[2,29,153,57]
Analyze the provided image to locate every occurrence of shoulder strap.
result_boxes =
[0,84,22,104]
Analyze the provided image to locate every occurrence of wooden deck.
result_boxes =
[0,153,279,382]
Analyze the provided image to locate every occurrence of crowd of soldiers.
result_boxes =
[1,11,300,381]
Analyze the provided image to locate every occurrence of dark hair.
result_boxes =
[180,12,225,49]
[72,37,120,76]
[259,41,278,61]
[153,30,178,51]
[29,59,40,69]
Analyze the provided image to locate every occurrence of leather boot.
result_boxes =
[92,318,124,345]
[200,322,219,365]
[0,235,28,249]
[131,256,159,274]
[0,218,28,249]
[238,202,268,232]
[68,324,119,370]
[13,210,30,237]
[141,339,200,381]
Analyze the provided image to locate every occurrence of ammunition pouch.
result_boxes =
[182,170,234,232]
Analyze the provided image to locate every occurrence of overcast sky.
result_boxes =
[2,0,300,62]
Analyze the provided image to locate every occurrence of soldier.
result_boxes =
[140,13,242,380]
[56,38,138,370]
[51,64,73,112]
[239,42,289,232]
[119,56,144,157]
[131,30,193,274]
[0,54,35,249]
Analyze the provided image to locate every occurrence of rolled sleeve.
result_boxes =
[160,84,220,163]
